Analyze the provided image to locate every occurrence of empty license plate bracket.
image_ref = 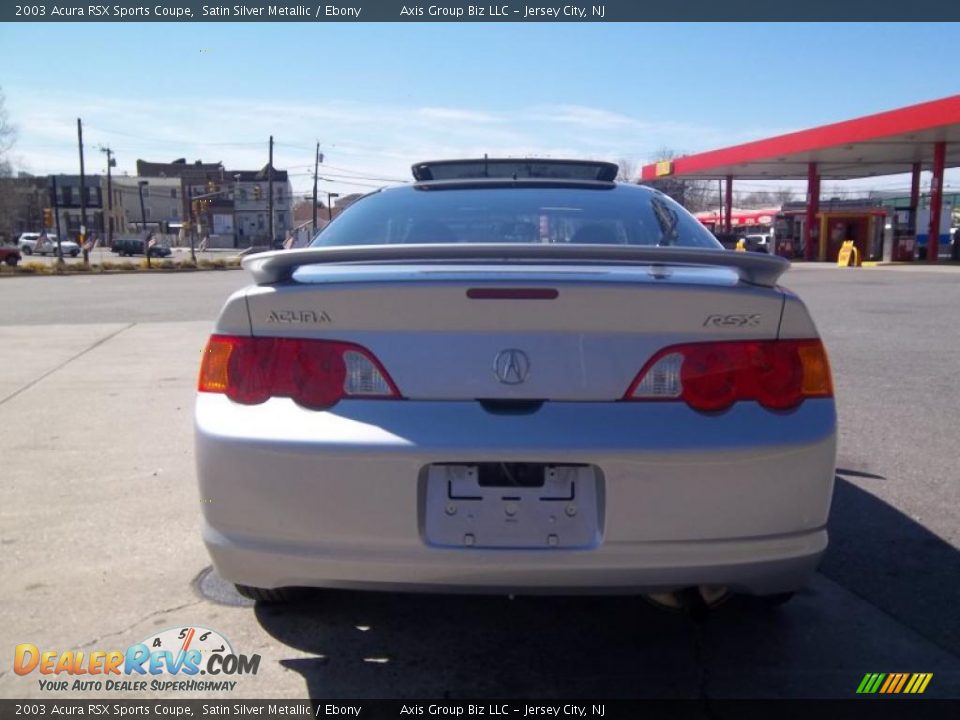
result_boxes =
[423,463,602,549]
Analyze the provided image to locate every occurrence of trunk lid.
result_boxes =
[241,264,784,401]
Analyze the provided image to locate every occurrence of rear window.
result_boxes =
[311,186,722,249]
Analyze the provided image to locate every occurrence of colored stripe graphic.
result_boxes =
[879,674,897,693]
[859,672,933,694]
[906,673,933,693]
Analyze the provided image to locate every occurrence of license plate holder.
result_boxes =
[422,464,602,549]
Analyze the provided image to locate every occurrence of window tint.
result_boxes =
[312,186,721,249]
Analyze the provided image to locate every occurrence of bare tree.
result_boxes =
[738,187,798,208]
[642,148,715,213]
[0,87,20,241]
[737,190,775,208]
[774,187,796,205]
[0,86,15,177]
[616,158,638,183]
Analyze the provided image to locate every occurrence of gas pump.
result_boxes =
[888,207,916,262]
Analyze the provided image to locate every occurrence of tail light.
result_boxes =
[198,335,400,410]
[625,339,832,412]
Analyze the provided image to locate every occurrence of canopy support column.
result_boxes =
[804,163,819,261]
[724,175,733,234]
[927,141,945,263]
[910,162,921,210]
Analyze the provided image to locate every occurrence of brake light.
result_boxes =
[625,340,832,411]
[198,335,400,409]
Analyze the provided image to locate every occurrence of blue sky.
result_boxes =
[1,22,958,198]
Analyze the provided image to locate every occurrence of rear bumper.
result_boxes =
[204,524,826,595]
[195,396,836,595]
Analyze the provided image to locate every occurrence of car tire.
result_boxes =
[4,255,18,267]
[70,250,79,257]
[234,584,306,604]
[21,246,32,255]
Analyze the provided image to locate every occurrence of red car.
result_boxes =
[0,245,21,267]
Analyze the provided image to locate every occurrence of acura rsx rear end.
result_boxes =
[195,159,836,607]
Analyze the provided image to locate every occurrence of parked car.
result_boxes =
[0,245,21,266]
[743,233,772,253]
[111,237,172,257]
[196,158,836,610]
[17,232,80,257]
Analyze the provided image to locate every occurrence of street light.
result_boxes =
[138,180,150,268]
[327,192,340,222]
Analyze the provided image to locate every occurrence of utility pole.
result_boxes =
[77,118,89,265]
[50,176,64,264]
[268,135,275,246]
[100,146,116,249]
[718,178,723,232]
[312,141,320,233]
[138,180,150,269]
[189,186,197,263]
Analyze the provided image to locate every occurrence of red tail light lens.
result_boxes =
[679,344,738,411]
[198,335,400,410]
[626,339,832,412]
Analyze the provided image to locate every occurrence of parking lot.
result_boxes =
[1,263,958,699]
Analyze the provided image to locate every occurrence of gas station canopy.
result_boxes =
[640,95,960,181]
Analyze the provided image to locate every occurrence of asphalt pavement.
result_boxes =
[0,263,958,700]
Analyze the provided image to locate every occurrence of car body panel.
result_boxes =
[196,173,836,597]
[239,267,785,401]
[196,395,835,593]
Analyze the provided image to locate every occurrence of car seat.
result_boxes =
[571,223,618,245]
[406,219,458,244]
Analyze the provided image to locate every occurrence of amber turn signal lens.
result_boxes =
[198,335,235,393]
[798,342,833,397]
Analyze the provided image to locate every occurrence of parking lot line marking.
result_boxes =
[0,323,134,407]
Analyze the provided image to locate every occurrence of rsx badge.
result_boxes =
[268,310,332,324]
[703,314,761,327]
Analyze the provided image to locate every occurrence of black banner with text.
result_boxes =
[1,699,960,720]
[4,0,960,22]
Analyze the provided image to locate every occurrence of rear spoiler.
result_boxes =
[243,244,790,287]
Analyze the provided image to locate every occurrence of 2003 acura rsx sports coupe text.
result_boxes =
[195,159,836,609]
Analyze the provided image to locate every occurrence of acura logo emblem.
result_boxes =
[494,349,531,385]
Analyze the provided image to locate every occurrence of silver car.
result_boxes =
[195,159,836,609]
